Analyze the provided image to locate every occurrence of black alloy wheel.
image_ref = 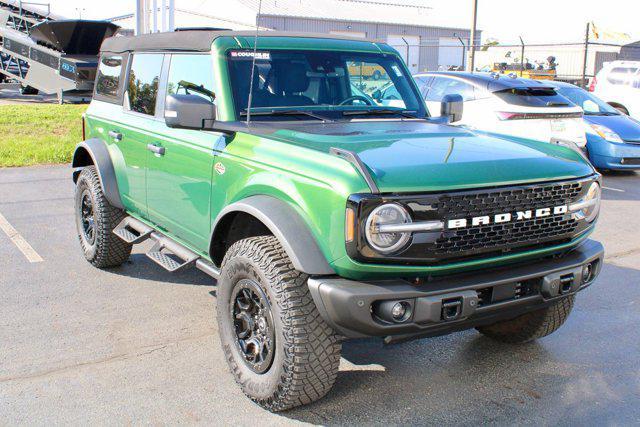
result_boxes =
[79,189,96,245]
[231,278,276,374]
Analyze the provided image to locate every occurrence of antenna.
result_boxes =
[246,0,263,124]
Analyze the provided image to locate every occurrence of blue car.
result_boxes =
[550,81,640,170]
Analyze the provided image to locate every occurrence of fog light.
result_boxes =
[582,263,593,284]
[374,300,413,323]
[391,302,409,321]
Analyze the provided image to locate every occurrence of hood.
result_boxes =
[584,114,640,143]
[256,121,594,193]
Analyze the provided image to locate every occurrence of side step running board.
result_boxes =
[114,217,153,244]
[147,239,198,272]
[113,216,220,279]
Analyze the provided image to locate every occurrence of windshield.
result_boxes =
[227,49,426,120]
[554,86,620,115]
[493,87,572,107]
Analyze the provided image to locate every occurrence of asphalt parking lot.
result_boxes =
[1,165,639,425]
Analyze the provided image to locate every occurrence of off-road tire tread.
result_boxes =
[476,296,575,343]
[76,166,131,268]
[220,236,341,411]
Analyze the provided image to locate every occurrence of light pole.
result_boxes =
[467,0,478,72]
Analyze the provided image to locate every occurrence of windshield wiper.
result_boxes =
[585,111,620,116]
[546,101,569,107]
[240,109,333,121]
[341,108,421,119]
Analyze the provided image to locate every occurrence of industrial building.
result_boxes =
[113,0,481,73]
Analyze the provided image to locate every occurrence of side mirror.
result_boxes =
[371,89,382,100]
[165,94,215,130]
[440,94,463,123]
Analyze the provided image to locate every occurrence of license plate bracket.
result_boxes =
[491,282,517,303]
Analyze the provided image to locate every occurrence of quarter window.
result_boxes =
[166,54,215,103]
[95,54,123,99]
[127,54,163,115]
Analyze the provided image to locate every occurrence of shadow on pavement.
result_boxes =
[282,261,640,425]
[103,253,215,287]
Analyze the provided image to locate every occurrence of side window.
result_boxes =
[446,80,475,101]
[414,76,432,97]
[166,54,215,103]
[607,67,639,85]
[95,54,123,100]
[127,54,163,115]
[425,77,475,102]
[425,77,450,101]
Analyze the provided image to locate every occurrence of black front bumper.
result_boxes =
[308,239,604,343]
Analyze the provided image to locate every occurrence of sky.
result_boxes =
[33,0,640,44]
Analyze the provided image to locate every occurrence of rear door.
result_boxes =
[145,53,218,251]
[88,53,159,217]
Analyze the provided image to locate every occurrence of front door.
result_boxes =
[146,53,217,251]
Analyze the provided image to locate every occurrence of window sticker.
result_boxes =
[229,50,271,60]
[391,65,402,77]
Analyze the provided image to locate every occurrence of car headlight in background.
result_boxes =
[365,203,412,254]
[589,123,623,143]
[569,181,601,222]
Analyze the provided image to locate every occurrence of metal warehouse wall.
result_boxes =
[258,15,481,73]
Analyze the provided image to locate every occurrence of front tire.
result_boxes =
[217,236,341,411]
[74,166,132,268]
[476,296,575,344]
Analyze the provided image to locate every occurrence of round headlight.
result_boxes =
[572,181,601,222]
[365,203,412,254]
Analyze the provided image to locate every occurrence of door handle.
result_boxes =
[108,130,123,141]
[147,143,165,156]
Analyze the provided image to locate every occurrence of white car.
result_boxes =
[414,72,587,149]
[590,60,640,119]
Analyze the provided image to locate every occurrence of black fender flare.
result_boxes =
[212,195,335,275]
[71,139,124,210]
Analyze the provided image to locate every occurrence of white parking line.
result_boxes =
[0,212,43,263]
[603,186,625,193]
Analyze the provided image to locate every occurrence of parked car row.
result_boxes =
[408,70,640,171]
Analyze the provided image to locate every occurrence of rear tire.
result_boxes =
[217,236,341,411]
[476,296,575,344]
[74,166,132,268]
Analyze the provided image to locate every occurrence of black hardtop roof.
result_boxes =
[100,30,375,54]
[419,71,557,92]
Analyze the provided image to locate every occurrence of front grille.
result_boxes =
[621,158,640,165]
[432,182,582,259]
[348,177,595,265]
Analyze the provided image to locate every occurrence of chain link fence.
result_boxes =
[387,41,640,87]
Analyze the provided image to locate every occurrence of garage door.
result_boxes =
[438,37,465,70]
[387,35,420,73]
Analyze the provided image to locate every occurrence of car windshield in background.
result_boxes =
[493,87,572,108]
[227,50,426,120]
[555,86,620,116]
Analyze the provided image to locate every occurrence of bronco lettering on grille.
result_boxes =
[447,205,568,229]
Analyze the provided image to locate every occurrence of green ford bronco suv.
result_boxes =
[72,30,604,411]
